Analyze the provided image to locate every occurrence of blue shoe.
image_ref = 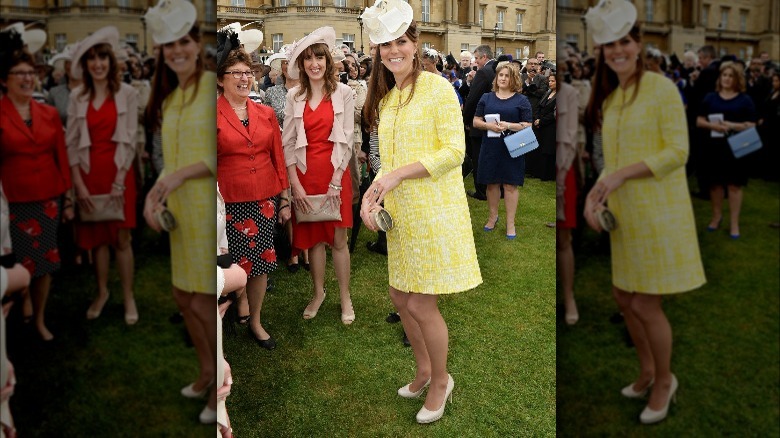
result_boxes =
[506,234,516,240]
[730,233,740,239]
[483,216,499,232]
[706,217,722,232]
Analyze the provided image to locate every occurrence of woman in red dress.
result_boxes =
[0,32,72,341]
[282,27,356,324]
[66,27,139,324]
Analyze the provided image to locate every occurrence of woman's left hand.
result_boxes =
[149,173,184,205]
[363,172,400,207]
[588,172,623,206]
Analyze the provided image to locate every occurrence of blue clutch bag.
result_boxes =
[727,126,762,159]
[503,127,539,158]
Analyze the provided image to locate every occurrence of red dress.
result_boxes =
[74,99,137,249]
[292,99,352,250]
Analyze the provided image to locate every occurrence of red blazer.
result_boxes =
[217,95,289,203]
[0,97,72,203]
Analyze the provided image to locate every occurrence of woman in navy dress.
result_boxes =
[472,62,533,239]
[696,61,757,238]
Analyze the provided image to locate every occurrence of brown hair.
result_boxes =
[716,61,746,93]
[294,43,338,101]
[585,25,644,130]
[145,25,203,131]
[363,20,422,130]
[492,62,522,93]
[79,43,121,99]
[216,49,253,94]
[0,49,35,93]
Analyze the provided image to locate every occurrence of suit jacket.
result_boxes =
[66,82,138,174]
[0,97,72,202]
[462,59,496,137]
[282,82,354,174]
[522,74,549,117]
[217,95,289,203]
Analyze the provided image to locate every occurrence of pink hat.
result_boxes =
[285,26,336,80]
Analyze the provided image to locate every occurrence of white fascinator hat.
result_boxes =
[584,0,637,45]
[360,0,414,45]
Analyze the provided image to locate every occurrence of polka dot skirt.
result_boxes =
[8,197,63,278]
[225,197,278,278]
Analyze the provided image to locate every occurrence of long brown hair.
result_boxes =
[363,20,423,130]
[294,43,338,101]
[585,25,643,130]
[145,25,204,131]
[78,43,120,99]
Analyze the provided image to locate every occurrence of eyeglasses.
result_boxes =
[226,70,254,79]
[8,70,36,78]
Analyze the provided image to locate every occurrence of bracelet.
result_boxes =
[280,197,289,201]
[112,182,126,191]
[279,204,290,211]
[328,183,342,191]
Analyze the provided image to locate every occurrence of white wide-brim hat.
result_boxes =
[219,22,264,55]
[145,0,197,45]
[70,26,120,80]
[584,0,637,45]
[265,45,291,71]
[2,22,47,54]
[360,0,414,45]
[48,43,76,68]
[285,26,336,80]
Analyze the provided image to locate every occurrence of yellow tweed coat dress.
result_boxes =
[602,72,705,294]
[377,72,482,294]
[161,72,217,294]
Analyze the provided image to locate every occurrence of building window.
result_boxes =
[204,0,215,23]
[126,34,138,47]
[422,42,432,50]
[702,5,709,27]
[516,48,522,60]
[231,0,245,6]
[117,0,129,6]
[86,0,103,5]
[684,42,693,51]
[497,9,505,30]
[55,33,67,52]
[305,0,320,6]
[334,0,346,6]
[496,47,504,56]
[720,8,729,29]
[516,12,523,32]
[739,10,748,32]
[60,0,72,6]
[342,33,354,49]
[461,43,469,52]
[566,33,579,45]
[278,0,288,5]
[13,0,28,6]
[479,7,484,28]
[645,0,654,22]
[421,0,430,22]
[273,34,284,52]
[738,48,745,59]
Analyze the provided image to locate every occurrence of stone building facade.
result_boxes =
[218,0,556,62]
[558,0,779,60]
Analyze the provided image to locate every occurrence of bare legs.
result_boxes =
[557,227,577,324]
[709,184,744,236]
[485,184,500,228]
[612,287,674,410]
[87,229,136,323]
[503,184,519,236]
[173,287,217,410]
[389,288,449,411]
[303,228,352,321]
[29,274,53,340]
[246,274,270,340]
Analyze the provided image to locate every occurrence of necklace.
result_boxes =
[232,105,247,111]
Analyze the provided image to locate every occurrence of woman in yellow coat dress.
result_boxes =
[583,0,705,425]
[142,0,217,425]
[360,1,481,425]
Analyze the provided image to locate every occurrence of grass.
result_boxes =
[556,178,780,436]
[223,177,557,437]
[6,230,215,438]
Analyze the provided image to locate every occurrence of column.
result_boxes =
[445,0,451,22]
[452,0,458,24]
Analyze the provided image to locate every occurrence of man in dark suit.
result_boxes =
[462,44,495,200]
[521,57,548,117]
[685,45,719,199]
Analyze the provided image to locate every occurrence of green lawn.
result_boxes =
[556,178,780,436]
[224,177,557,437]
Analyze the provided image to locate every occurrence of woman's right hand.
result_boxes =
[486,120,504,133]
[583,188,604,233]
[360,198,380,232]
[143,191,162,232]
[290,183,311,214]
[75,184,94,213]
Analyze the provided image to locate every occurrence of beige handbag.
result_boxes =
[154,206,177,232]
[371,207,394,232]
[294,194,342,223]
[78,194,125,222]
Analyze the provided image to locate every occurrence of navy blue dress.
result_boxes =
[699,92,757,187]
[475,92,533,185]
